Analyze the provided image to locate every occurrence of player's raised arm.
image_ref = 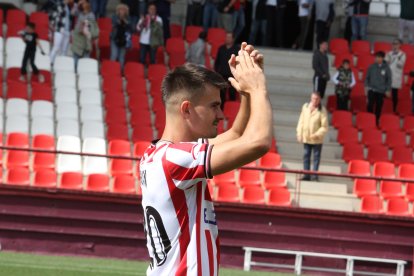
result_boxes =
[210,47,273,175]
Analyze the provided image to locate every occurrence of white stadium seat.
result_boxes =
[77,58,99,74]
[81,121,105,139]
[369,2,386,16]
[56,103,79,121]
[5,115,28,133]
[54,72,77,89]
[56,119,80,137]
[31,117,54,136]
[55,87,77,104]
[35,54,51,71]
[56,135,82,173]
[53,56,75,73]
[79,89,102,106]
[6,54,24,69]
[6,98,29,117]
[387,3,400,18]
[78,73,100,90]
[38,39,51,55]
[80,104,103,122]
[31,100,54,118]
[6,37,25,54]
[82,138,108,175]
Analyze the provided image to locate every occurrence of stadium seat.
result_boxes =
[223,101,240,121]
[348,160,370,176]
[82,138,108,175]
[103,75,123,94]
[391,146,413,165]
[262,171,286,189]
[379,114,401,132]
[126,78,147,96]
[6,167,30,185]
[380,180,404,199]
[166,37,186,54]
[7,132,29,148]
[147,64,168,81]
[108,140,131,157]
[333,53,354,68]
[238,169,261,187]
[373,161,395,178]
[33,169,57,188]
[32,134,54,150]
[6,9,26,26]
[170,23,182,38]
[216,184,239,202]
[109,159,134,176]
[81,121,105,139]
[330,38,350,55]
[101,60,121,77]
[353,179,377,197]
[6,98,29,117]
[242,186,265,204]
[384,130,407,149]
[105,107,128,125]
[5,115,28,134]
[60,172,83,190]
[124,62,145,79]
[107,124,129,141]
[56,136,82,173]
[331,110,353,129]
[32,151,55,170]
[29,12,49,29]
[386,198,409,216]
[402,116,414,133]
[31,117,54,136]
[7,80,28,99]
[337,126,359,145]
[351,82,365,97]
[79,89,102,106]
[350,96,367,113]
[207,28,226,45]
[80,105,104,122]
[133,141,151,157]
[361,128,383,146]
[405,184,414,201]
[54,72,77,89]
[168,54,186,69]
[78,74,100,90]
[113,175,136,194]
[373,41,392,54]
[398,163,414,179]
[86,174,110,192]
[54,56,75,73]
[185,26,203,44]
[360,195,383,213]
[56,103,79,121]
[259,152,282,168]
[342,143,364,162]
[213,170,236,186]
[351,40,371,56]
[367,145,389,164]
[97,17,112,32]
[5,132,29,169]
[55,87,77,104]
[267,188,291,206]
[56,119,80,137]
[355,112,376,130]
[356,55,375,71]
[397,100,411,117]
[77,58,99,74]
[31,100,53,118]
[132,127,154,142]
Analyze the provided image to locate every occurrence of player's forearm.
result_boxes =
[228,93,250,137]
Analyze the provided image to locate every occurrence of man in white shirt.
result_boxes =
[294,0,313,49]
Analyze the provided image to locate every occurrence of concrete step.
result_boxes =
[292,191,359,212]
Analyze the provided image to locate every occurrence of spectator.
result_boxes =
[232,0,245,41]
[248,0,266,45]
[137,3,164,65]
[265,0,287,47]
[296,91,328,181]
[122,0,141,30]
[71,2,99,71]
[385,39,406,113]
[312,40,330,98]
[349,0,371,41]
[186,0,205,26]
[203,0,219,30]
[91,0,108,18]
[111,4,132,69]
[399,0,414,45]
[49,0,74,64]
[344,0,353,43]
[217,0,235,32]
[332,59,356,110]
[186,31,207,66]
[154,0,175,41]
[365,51,392,125]
[293,0,313,49]
[314,0,335,45]
[214,32,239,105]
[19,23,46,83]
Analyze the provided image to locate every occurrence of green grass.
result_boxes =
[0,251,294,276]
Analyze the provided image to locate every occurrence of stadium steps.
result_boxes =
[292,190,359,212]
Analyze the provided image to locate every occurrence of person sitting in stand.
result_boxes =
[331,59,356,110]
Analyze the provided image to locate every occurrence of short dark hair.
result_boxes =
[199,31,207,40]
[393,38,402,44]
[342,59,350,65]
[27,22,36,29]
[162,63,228,104]
[375,51,385,58]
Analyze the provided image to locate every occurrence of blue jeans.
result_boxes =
[203,2,218,30]
[249,19,266,46]
[110,40,126,68]
[140,44,157,65]
[232,7,245,40]
[91,0,108,18]
[351,16,368,41]
[303,144,322,179]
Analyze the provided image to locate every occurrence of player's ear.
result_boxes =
[180,101,191,118]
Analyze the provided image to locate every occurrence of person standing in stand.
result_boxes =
[293,0,313,50]
[332,59,356,110]
[385,38,406,113]
[248,0,266,45]
[110,4,132,69]
[312,40,330,98]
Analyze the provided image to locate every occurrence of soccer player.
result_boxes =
[140,43,272,275]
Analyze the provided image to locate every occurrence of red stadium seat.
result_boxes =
[401,44,414,58]
[353,179,377,197]
[381,99,394,115]
[373,161,395,178]
[381,180,404,199]
[348,160,370,176]
[7,23,25,38]
[216,184,239,202]
[104,93,126,109]
[207,28,226,45]
[105,107,128,125]
[97,17,112,32]
[355,112,376,130]
[238,169,261,187]
[102,76,123,94]
[223,101,240,121]
[6,167,30,185]
[356,55,375,71]
[166,38,186,55]
[60,172,83,190]
[351,82,365,97]
[31,82,53,101]
[342,143,364,162]
[242,186,265,204]
[7,132,29,148]
[148,64,168,81]
[403,116,414,134]
[113,175,136,194]
[33,169,57,188]
[185,25,203,44]
[361,128,382,146]
[109,159,134,176]
[386,198,409,216]
[133,141,151,157]
[32,152,55,170]
[330,38,350,55]
[267,188,291,206]
[32,134,55,150]
[5,132,29,169]
[107,124,129,141]
[168,54,186,69]
[87,174,110,192]
[269,138,278,153]
[337,126,359,145]
[7,80,28,99]
[367,145,389,164]
[398,163,414,179]
[213,170,236,186]
[130,111,152,128]
[98,30,110,60]
[379,114,401,132]
[101,60,122,77]
[397,100,412,117]
[360,195,383,213]
[124,62,145,79]
[125,34,140,63]
[29,12,49,28]
[391,146,412,165]
[262,171,286,189]
[108,139,131,157]
[132,127,154,142]
[404,58,414,75]
[7,9,26,26]
[333,53,354,68]
[350,96,366,113]
[405,183,414,201]
[170,23,183,38]
[259,152,281,168]
[384,130,407,149]
[351,40,371,56]
[331,110,353,129]
[373,41,392,54]
[326,95,337,113]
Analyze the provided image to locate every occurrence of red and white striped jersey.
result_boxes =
[140,139,219,276]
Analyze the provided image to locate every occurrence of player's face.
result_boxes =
[190,85,224,139]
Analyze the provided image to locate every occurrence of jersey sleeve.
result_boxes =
[164,139,213,190]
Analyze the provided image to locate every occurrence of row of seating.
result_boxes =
[361,196,413,216]
[1,9,49,39]
[354,178,414,200]
[342,143,414,164]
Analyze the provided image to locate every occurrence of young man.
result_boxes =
[140,43,272,275]
[332,59,356,110]
[19,22,46,83]
[314,0,335,45]
[385,38,406,112]
[296,91,328,181]
[312,40,330,98]
[365,51,392,125]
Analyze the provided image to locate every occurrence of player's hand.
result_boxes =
[40,50,46,55]
[228,48,266,94]
[297,135,302,143]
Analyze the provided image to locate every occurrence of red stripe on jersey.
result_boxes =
[167,161,206,181]
[216,236,220,274]
[205,230,214,276]
[196,182,203,276]
[162,153,190,276]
